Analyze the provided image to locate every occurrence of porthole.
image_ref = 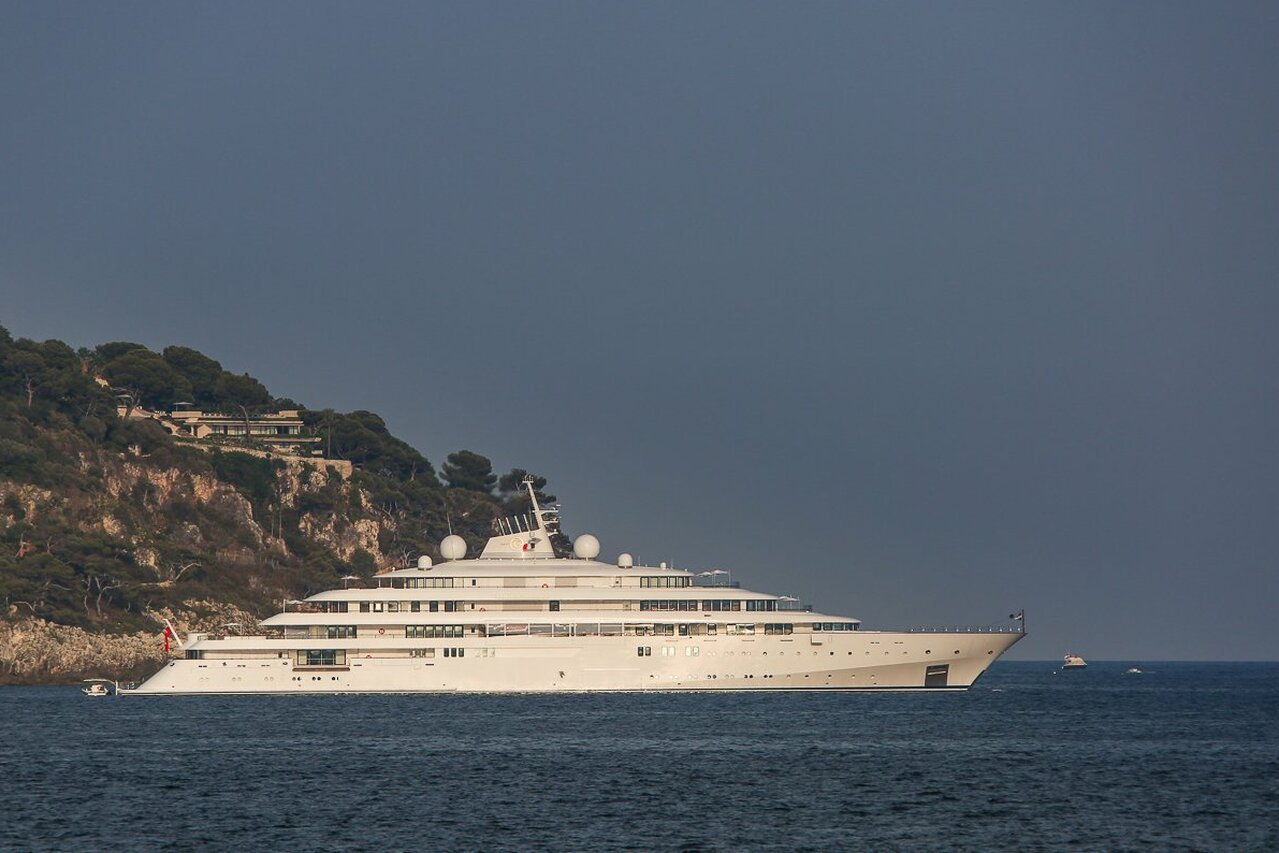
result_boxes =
[925,650,931,655]
[954,650,960,655]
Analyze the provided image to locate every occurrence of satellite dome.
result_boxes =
[573,534,600,560]
[617,552,634,569]
[416,555,432,570]
[440,535,467,561]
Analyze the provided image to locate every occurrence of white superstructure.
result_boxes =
[126,479,1024,694]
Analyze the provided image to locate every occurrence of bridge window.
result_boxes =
[325,626,358,639]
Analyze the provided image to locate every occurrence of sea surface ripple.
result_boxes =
[1,662,1276,851]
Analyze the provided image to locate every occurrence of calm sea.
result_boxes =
[1,662,1275,851]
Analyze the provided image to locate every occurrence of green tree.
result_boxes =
[93,341,148,365]
[497,469,556,514]
[103,349,192,411]
[162,346,223,408]
[7,348,45,408]
[301,409,436,483]
[442,450,496,493]
[213,373,271,411]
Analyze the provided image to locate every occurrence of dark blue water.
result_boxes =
[1,662,1276,851]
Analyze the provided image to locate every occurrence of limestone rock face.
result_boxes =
[0,601,263,685]
[297,511,386,563]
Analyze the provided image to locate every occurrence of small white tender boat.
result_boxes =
[1125,666,1143,674]
[82,682,111,696]
[1062,654,1088,669]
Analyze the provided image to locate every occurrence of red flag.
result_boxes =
[162,625,173,653]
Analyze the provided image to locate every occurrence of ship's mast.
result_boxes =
[525,475,544,531]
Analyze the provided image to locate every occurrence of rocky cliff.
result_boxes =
[0,329,550,684]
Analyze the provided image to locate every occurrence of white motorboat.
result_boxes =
[1062,654,1088,669]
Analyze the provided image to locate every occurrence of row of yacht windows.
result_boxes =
[315,598,780,614]
[639,576,691,587]
[632,599,779,611]
[371,576,692,590]
[405,625,465,638]
[352,601,463,613]
[638,646,703,657]
[300,621,856,638]
[639,600,700,611]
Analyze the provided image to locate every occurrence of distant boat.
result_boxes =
[1062,654,1088,669]
[1125,666,1143,674]
[82,682,111,697]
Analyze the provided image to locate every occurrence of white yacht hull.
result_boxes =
[125,630,1023,695]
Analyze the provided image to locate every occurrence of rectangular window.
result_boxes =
[406,625,465,639]
[429,601,439,612]
[388,601,399,613]
[373,602,384,613]
[549,600,560,612]
[411,601,421,613]
[359,602,370,613]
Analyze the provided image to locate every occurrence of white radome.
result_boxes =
[416,555,432,569]
[440,535,467,561]
[573,533,600,559]
[617,552,634,568]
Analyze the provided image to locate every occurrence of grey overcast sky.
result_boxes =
[2,2,1276,660]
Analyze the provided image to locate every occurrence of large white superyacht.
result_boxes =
[126,480,1025,694]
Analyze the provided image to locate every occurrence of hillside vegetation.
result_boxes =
[0,326,553,679]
